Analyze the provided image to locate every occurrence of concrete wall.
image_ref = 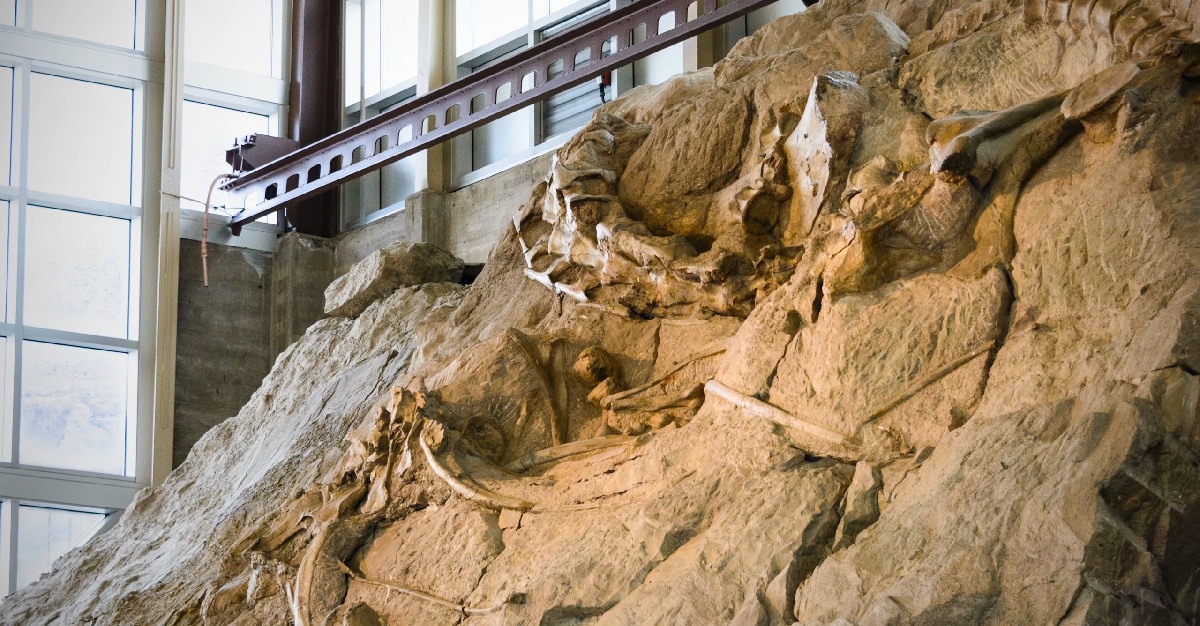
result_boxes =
[334,152,553,275]
[271,233,335,358]
[174,239,273,468]
[443,153,552,265]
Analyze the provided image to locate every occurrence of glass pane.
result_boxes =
[0,337,7,463]
[0,201,7,319]
[185,0,274,76]
[32,0,137,49]
[0,66,12,185]
[25,207,132,338]
[20,342,132,476]
[0,0,15,26]
[347,0,420,106]
[532,0,581,19]
[345,0,361,106]
[16,505,105,589]
[378,0,418,91]
[180,101,268,213]
[472,106,532,170]
[27,74,134,205]
[457,0,527,55]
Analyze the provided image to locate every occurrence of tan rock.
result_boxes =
[5,2,1200,625]
[324,241,464,318]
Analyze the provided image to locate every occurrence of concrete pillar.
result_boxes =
[419,0,455,193]
[270,232,336,358]
[401,189,449,248]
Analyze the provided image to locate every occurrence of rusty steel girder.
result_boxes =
[222,0,793,234]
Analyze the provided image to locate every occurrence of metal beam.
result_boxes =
[223,0,784,233]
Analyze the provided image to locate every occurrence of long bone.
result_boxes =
[927,93,1065,178]
[333,560,524,617]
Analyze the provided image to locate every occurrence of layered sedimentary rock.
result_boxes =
[4,0,1200,624]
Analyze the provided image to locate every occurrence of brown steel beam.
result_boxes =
[285,0,343,236]
[224,0,787,234]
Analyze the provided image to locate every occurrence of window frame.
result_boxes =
[0,0,168,596]
[177,0,291,240]
[0,497,115,595]
[7,0,145,52]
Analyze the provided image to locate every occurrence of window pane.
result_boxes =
[185,0,274,76]
[0,201,7,320]
[0,337,8,462]
[0,0,15,26]
[457,0,527,55]
[27,74,134,205]
[472,106,533,170]
[345,0,362,106]
[180,101,268,213]
[532,0,582,20]
[25,207,132,338]
[378,0,418,91]
[32,0,137,49]
[16,505,105,589]
[346,0,419,106]
[0,66,12,186]
[19,342,132,476]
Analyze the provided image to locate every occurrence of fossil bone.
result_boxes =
[704,379,859,457]
[333,561,524,617]
[504,435,638,473]
[419,420,536,511]
[927,93,1065,179]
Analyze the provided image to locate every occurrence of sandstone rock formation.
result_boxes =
[325,241,465,318]
[4,0,1200,624]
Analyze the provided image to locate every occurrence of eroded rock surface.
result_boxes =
[4,0,1200,624]
[325,241,465,318]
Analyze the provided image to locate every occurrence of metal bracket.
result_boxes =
[221,0,791,232]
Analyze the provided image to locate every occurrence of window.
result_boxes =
[451,0,607,183]
[184,0,279,77]
[345,0,418,107]
[456,0,527,55]
[0,501,108,591]
[30,0,137,49]
[180,0,287,228]
[26,74,135,206]
[0,2,157,596]
[0,67,143,484]
[341,0,420,229]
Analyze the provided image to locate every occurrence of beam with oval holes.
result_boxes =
[221,0,801,233]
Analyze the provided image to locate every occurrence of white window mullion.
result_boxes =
[2,498,17,595]
[9,59,29,472]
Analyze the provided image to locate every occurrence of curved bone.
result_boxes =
[505,435,637,473]
[860,341,998,426]
[420,421,536,511]
[505,328,568,446]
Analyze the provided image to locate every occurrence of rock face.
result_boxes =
[4,0,1200,624]
[324,241,465,318]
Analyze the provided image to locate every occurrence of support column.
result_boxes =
[287,0,343,237]
[151,0,183,487]
[270,233,336,358]
[419,0,455,193]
